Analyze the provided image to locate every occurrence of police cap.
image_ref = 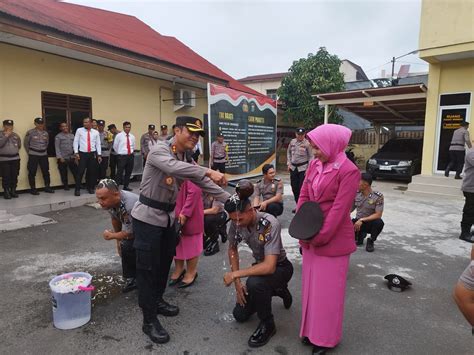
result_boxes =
[97,120,105,126]
[149,124,156,130]
[296,127,305,135]
[289,201,324,240]
[217,132,224,138]
[3,119,14,126]
[160,124,167,130]
[34,117,44,124]
[175,116,205,137]
[384,274,412,292]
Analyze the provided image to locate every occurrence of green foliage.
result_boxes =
[277,47,345,128]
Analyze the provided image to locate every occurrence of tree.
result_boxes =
[277,47,345,128]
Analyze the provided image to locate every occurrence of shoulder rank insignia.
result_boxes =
[171,145,177,154]
[273,177,281,182]
[256,179,262,184]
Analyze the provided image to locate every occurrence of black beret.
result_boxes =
[175,116,204,137]
[97,120,105,126]
[34,117,44,124]
[384,274,412,292]
[296,127,305,134]
[149,124,156,130]
[3,119,14,126]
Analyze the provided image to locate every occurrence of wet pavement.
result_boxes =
[0,177,472,354]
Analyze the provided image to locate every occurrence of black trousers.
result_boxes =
[233,258,293,323]
[117,155,134,187]
[98,156,109,180]
[204,212,227,242]
[266,202,284,217]
[57,158,78,186]
[0,159,20,190]
[120,239,137,279]
[290,167,306,203]
[133,218,177,322]
[462,191,474,225]
[75,152,97,190]
[445,150,466,177]
[212,162,226,174]
[109,154,118,180]
[27,155,50,188]
[352,218,385,242]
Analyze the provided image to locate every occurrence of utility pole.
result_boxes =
[391,56,396,78]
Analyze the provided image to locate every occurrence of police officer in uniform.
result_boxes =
[25,117,54,195]
[445,121,472,179]
[210,132,228,173]
[253,163,284,217]
[352,173,384,252]
[202,192,228,256]
[55,122,77,190]
[96,179,138,293]
[97,120,112,180]
[158,124,169,141]
[223,180,293,348]
[287,127,312,211]
[131,116,230,344]
[108,124,120,180]
[0,119,21,199]
[140,124,156,164]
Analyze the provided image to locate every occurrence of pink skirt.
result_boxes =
[300,250,350,347]
[175,233,203,260]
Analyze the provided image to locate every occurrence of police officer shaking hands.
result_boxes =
[223,180,293,348]
[130,116,230,344]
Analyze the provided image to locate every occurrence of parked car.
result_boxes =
[366,138,423,182]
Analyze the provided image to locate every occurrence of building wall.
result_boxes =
[242,80,282,96]
[0,43,207,191]
[339,61,358,82]
[421,58,474,175]
[419,0,473,53]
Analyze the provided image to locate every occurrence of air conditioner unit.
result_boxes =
[173,89,196,107]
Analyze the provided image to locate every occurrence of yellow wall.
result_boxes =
[421,58,474,174]
[419,0,474,56]
[0,43,208,191]
[243,80,282,95]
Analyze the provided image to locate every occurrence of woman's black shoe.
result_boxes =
[312,345,331,354]
[302,336,312,345]
[248,319,276,347]
[177,273,198,289]
[168,270,186,286]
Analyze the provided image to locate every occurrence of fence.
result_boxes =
[349,130,424,145]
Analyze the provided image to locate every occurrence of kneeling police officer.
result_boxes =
[223,180,293,348]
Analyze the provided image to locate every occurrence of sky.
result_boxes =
[67,0,428,80]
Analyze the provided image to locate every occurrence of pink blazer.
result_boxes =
[297,159,360,256]
[175,180,204,236]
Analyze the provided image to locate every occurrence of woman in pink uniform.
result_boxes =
[297,124,360,354]
[169,180,204,288]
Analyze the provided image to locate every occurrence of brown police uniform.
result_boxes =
[0,122,21,198]
[254,177,284,217]
[55,131,77,188]
[25,121,53,193]
[287,137,312,203]
[211,140,228,173]
[445,126,472,178]
[352,190,385,245]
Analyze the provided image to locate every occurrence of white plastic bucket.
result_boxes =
[49,272,94,330]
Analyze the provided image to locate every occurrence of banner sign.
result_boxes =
[207,83,277,179]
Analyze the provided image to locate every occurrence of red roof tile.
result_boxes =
[0,0,260,95]
[238,72,288,83]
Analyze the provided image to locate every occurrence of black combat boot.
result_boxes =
[44,185,55,193]
[366,237,375,252]
[355,232,366,246]
[142,315,170,344]
[459,223,474,243]
[156,298,179,317]
[275,287,292,309]
[30,186,39,195]
[10,186,18,198]
[248,317,276,347]
[3,188,11,200]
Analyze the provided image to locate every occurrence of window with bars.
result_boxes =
[41,92,92,157]
[266,89,278,100]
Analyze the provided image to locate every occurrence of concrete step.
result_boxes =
[406,174,463,199]
[410,174,463,187]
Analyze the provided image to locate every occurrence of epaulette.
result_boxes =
[273,177,281,182]
[373,191,383,197]
[257,216,271,233]
[256,179,262,184]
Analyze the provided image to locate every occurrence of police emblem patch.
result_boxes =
[195,120,201,128]
[172,145,177,153]
[165,177,174,185]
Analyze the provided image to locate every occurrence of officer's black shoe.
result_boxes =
[302,337,312,345]
[63,185,70,191]
[122,278,137,293]
[3,188,12,199]
[204,241,219,256]
[459,225,474,243]
[292,209,296,214]
[312,345,331,354]
[366,238,375,252]
[142,320,170,344]
[203,237,212,249]
[444,170,449,177]
[275,287,292,309]
[44,186,55,193]
[30,188,40,196]
[221,232,228,243]
[156,299,179,317]
[87,188,95,194]
[455,175,462,180]
[10,188,18,198]
[248,318,276,348]
[74,189,80,196]
[123,186,133,192]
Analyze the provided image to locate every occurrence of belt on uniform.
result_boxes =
[139,194,176,212]
[0,153,19,157]
[29,148,47,153]
[214,156,226,160]
[450,143,465,146]
[292,161,308,168]
[102,148,109,151]
[276,258,290,267]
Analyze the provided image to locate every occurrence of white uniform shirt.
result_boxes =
[113,131,136,155]
[73,127,101,155]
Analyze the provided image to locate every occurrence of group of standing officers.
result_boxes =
[0,117,171,199]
